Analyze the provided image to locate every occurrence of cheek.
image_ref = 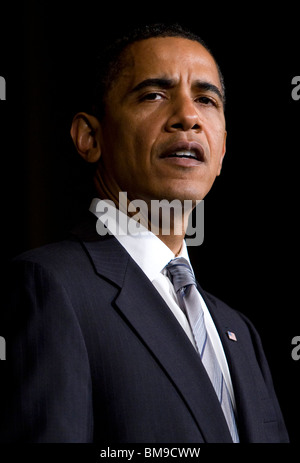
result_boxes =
[102,122,153,184]
[206,119,226,156]
[105,100,165,165]
[127,117,159,167]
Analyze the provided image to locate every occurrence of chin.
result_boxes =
[137,181,210,206]
[158,186,208,203]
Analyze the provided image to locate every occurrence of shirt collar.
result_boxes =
[89,197,191,282]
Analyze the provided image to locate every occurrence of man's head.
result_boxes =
[71,23,227,208]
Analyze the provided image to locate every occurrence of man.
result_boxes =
[0,24,289,443]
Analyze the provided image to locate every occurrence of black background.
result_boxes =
[0,0,299,447]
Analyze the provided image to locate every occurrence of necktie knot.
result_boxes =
[166,257,196,293]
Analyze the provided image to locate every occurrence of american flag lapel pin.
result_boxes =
[226,331,237,342]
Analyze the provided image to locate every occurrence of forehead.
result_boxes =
[117,36,222,90]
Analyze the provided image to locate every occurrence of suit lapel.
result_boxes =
[74,221,232,443]
[199,288,267,442]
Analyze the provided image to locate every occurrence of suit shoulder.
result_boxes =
[11,238,91,277]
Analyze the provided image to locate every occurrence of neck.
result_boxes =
[156,233,184,256]
[94,172,190,255]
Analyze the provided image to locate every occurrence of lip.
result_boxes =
[158,141,206,166]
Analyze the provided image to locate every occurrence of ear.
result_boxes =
[217,130,227,176]
[70,112,101,163]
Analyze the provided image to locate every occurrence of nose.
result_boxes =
[165,93,201,132]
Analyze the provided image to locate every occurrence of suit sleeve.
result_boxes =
[0,259,93,443]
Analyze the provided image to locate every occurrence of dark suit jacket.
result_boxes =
[0,214,289,443]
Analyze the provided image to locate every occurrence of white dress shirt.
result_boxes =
[89,197,236,409]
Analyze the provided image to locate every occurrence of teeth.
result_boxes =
[170,150,197,159]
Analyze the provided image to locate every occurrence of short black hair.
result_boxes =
[91,23,225,118]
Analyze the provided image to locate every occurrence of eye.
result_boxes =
[195,96,217,106]
[140,92,164,101]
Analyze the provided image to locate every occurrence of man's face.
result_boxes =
[97,36,226,205]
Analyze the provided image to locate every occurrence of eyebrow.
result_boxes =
[129,77,224,104]
[193,80,224,104]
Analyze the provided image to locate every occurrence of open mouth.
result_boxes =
[159,142,205,163]
[165,149,199,160]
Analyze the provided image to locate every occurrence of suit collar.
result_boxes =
[89,197,176,281]
[70,212,130,288]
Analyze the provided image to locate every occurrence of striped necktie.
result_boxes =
[166,257,239,443]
